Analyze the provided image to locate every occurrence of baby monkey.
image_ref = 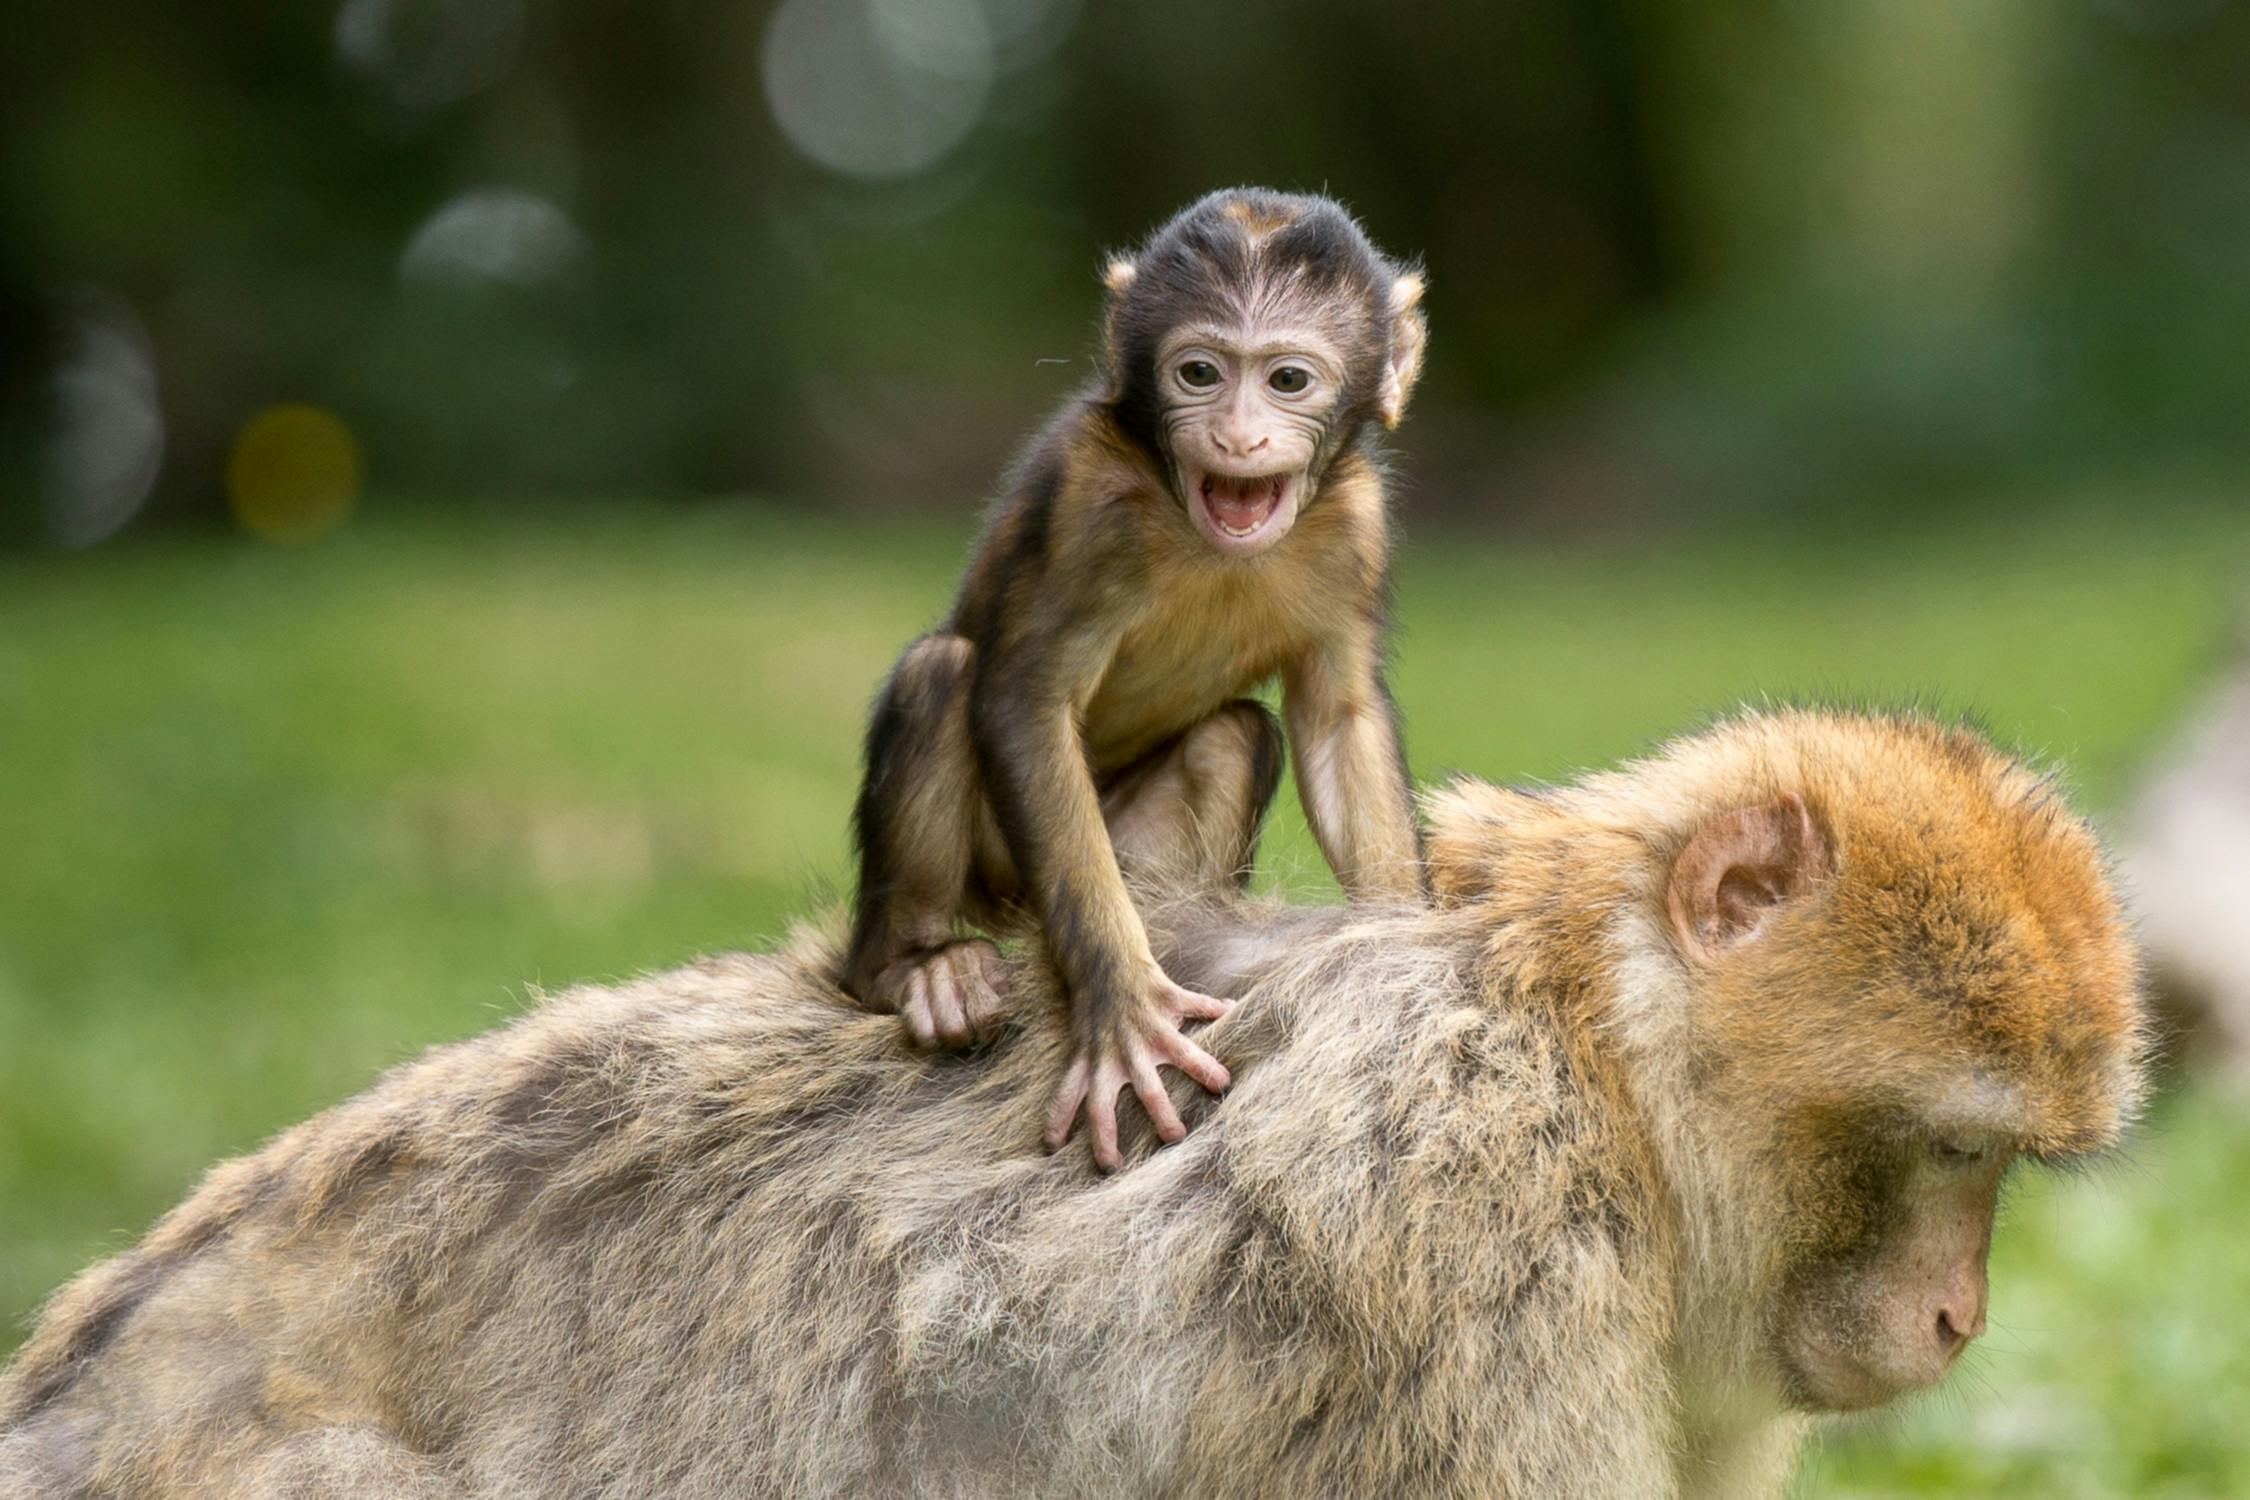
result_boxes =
[844,188,1428,1169]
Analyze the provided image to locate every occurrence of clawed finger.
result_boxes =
[1170,988,1235,1024]
[955,950,1006,1035]
[974,943,1011,996]
[1043,1057,1092,1152]
[904,970,937,1049]
[928,959,968,1043]
[1086,1062,1127,1172]
[1151,1025,1230,1094]
[1130,1052,1187,1143]
[959,978,1003,1035]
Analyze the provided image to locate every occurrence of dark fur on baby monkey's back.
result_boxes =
[843,188,1431,1170]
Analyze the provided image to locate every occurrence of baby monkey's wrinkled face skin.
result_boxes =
[1157,323,1343,557]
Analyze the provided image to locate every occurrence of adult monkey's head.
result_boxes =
[1629,720,2144,1416]
[1428,713,2150,1420]
[1099,188,1427,558]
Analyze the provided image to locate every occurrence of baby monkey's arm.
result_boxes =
[969,632,1235,1174]
[1284,625,1425,901]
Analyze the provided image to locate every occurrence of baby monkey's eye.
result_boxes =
[1929,1138,1988,1166]
[1178,360,1221,389]
[1268,366,1311,394]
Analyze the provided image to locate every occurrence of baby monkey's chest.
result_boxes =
[1081,573,1315,767]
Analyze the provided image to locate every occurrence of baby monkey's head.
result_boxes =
[1100,188,1426,558]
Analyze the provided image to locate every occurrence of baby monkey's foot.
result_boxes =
[886,940,1011,1049]
[1043,972,1234,1172]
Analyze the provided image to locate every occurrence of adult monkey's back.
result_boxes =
[0,711,2146,1499]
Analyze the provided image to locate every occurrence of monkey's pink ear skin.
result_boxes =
[1666,793,1832,961]
[1378,273,1428,429]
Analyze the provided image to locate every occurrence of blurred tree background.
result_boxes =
[4,0,2247,539]
[5,2,2250,1495]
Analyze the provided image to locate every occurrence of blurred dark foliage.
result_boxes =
[3,0,2247,547]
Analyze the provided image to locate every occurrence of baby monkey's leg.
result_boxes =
[1103,700,1285,899]
[845,634,1011,1047]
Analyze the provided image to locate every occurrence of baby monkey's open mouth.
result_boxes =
[1190,469,1298,555]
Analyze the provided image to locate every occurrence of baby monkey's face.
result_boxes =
[1156,323,1344,558]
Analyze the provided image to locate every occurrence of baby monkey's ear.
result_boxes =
[1378,272,1427,430]
[1096,258,1138,392]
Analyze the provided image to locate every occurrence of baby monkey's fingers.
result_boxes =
[1142,976,1234,1095]
[1043,1055,1093,1154]
[952,941,1010,1038]
[1160,981,1234,1026]
[901,969,938,1049]
[926,960,968,1043]
[1149,1020,1230,1096]
[1082,1057,1131,1173]
[892,942,1008,1050]
[1128,1048,1187,1144]
[1044,971,1235,1167]
[975,941,1011,996]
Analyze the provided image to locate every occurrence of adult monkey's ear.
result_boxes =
[1665,794,1832,961]
[1377,272,1427,430]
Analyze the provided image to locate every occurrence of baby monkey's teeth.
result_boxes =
[1203,476,1286,535]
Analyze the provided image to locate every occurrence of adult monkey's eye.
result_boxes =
[1930,1139,1987,1166]
[1269,366,1311,394]
[1179,360,1221,389]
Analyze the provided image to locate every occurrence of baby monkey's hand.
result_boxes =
[1043,966,1233,1172]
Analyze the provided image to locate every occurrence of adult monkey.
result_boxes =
[0,712,2147,1498]
[843,187,1429,1168]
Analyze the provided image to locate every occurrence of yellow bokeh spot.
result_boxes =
[226,404,362,544]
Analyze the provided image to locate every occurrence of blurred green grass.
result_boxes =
[2,500,2247,1494]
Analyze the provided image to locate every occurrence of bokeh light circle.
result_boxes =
[399,187,588,289]
[45,291,165,549]
[760,0,995,179]
[333,0,525,112]
[225,405,363,545]
[978,0,1080,69]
